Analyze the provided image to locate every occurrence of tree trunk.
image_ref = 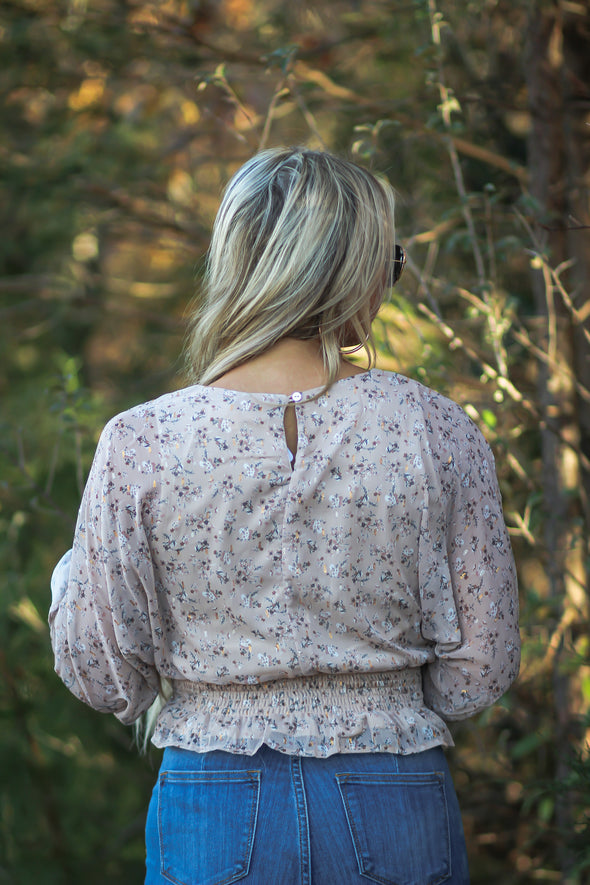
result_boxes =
[525,2,590,879]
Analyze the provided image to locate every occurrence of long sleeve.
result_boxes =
[420,416,520,720]
[49,415,161,724]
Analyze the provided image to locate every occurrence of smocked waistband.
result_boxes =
[172,669,424,712]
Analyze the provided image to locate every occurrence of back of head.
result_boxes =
[185,147,396,387]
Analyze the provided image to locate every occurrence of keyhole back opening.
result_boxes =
[283,404,298,468]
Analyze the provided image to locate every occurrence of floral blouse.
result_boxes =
[49,369,520,757]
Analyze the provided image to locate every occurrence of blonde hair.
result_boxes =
[184,148,396,388]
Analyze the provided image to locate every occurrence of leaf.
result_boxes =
[481,409,497,428]
[510,729,551,760]
[263,45,299,74]
[9,597,47,633]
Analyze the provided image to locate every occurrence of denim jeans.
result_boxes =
[145,744,470,885]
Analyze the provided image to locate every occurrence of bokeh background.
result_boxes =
[1,1,589,882]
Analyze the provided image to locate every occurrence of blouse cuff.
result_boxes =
[50,549,72,607]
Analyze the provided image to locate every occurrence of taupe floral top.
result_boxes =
[49,370,520,757]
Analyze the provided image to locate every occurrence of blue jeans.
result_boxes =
[145,744,470,885]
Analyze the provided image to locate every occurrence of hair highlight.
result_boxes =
[184,148,396,389]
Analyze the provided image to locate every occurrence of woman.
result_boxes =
[50,148,520,885]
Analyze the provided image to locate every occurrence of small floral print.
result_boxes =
[49,370,520,757]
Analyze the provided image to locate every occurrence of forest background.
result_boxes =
[1,0,589,882]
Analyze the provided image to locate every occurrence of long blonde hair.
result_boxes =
[184,147,396,387]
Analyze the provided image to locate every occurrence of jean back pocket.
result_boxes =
[158,769,261,885]
[336,771,451,885]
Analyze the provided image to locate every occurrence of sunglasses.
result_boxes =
[388,244,406,287]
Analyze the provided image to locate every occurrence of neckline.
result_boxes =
[189,369,376,403]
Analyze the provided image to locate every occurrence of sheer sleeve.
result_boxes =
[50,549,72,606]
[49,414,161,724]
[420,412,520,720]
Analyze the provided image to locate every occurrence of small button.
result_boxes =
[290,391,303,402]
